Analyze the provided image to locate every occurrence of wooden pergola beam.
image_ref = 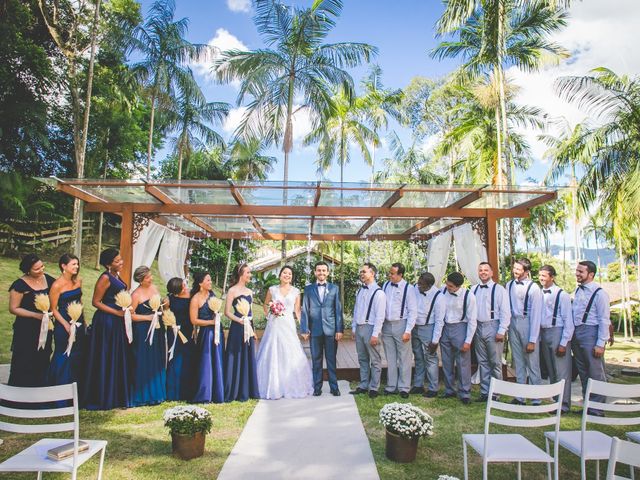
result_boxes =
[309,181,322,234]
[357,184,406,237]
[228,180,267,237]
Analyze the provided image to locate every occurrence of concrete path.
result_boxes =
[217,380,379,480]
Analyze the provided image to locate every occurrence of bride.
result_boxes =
[256,266,313,399]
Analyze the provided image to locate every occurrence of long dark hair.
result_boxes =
[279,265,295,284]
[230,263,250,286]
[58,253,80,282]
[190,271,209,297]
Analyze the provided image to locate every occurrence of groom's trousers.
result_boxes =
[355,324,382,391]
[309,334,338,391]
[381,319,412,393]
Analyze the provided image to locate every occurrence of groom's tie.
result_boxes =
[318,283,326,302]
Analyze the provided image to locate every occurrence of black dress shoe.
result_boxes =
[399,391,409,399]
[423,390,438,398]
[461,398,471,405]
[330,389,341,396]
[369,390,379,399]
[349,388,367,395]
[441,392,456,399]
[383,390,398,395]
[409,386,425,394]
[313,390,322,396]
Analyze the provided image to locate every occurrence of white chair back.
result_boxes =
[0,383,81,467]
[582,379,640,428]
[606,437,640,480]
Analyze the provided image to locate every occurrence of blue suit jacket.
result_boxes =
[300,282,344,337]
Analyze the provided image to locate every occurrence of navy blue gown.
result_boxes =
[129,299,167,406]
[8,274,55,387]
[224,295,259,402]
[192,293,225,404]
[48,287,87,387]
[166,296,195,401]
[82,272,131,410]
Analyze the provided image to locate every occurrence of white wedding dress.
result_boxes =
[256,285,314,399]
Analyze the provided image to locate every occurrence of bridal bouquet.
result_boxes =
[146,293,163,345]
[163,309,188,361]
[34,293,53,350]
[234,298,254,343]
[114,290,133,343]
[379,403,434,440]
[268,300,286,317]
[64,301,83,356]
[207,296,223,346]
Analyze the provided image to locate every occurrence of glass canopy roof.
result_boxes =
[40,178,557,241]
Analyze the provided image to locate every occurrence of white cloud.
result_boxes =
[191,28,248,83]
[227,0,251,13]
[222,107,248,135]
[508,0,639,181]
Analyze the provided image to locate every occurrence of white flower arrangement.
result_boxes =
[163,405,212,436]
[379,402,434,440]
[437,476,461,480]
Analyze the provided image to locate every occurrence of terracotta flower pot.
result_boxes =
[385,429,419,463]
[171,431,205,460]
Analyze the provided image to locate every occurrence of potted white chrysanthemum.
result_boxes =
[163,405,212,460]
[379,402,434,463]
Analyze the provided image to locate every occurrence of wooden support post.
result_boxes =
[486,213,500,282]
[119,203,134,289]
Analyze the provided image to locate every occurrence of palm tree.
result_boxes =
[167,70,230,180]
[227,138,277,182]
[582,212,608,283]
[133,0,210,179]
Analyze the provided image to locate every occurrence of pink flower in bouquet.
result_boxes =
[269,300,286,317]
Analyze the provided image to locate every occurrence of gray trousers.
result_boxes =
[355,323,383,391]
[441,322,471,399]
[381,319,412,393]
[474,320,504,396]
[572,324,607,404]
[509,314,542,387]
[540,327,572,411]
[411,324,439,392]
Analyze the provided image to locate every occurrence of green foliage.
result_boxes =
[606,261,636,282]
[158,148,229,180]
[500,251,577,291]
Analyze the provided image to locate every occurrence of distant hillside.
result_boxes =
[549,245,616,267]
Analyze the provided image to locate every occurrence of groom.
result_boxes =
[301,261,344,396]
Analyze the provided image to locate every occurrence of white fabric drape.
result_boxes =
[426,230,452,287]
[131,221,166,289]
[158,228,189,284]
[453,222,488,285]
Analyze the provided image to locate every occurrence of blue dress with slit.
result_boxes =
[224,295,259,402]
[192,292,225,403]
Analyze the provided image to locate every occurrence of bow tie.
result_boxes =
[578,285,586,290]
[420,291,426,296]
[515,280,524,285]
[479,284,489,289]
[449,292,458,297]
[543,289,552,294]
[390,283,399,287]
[362,285,368,290]
[318,283,326,288]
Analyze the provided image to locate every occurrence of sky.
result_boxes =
[141,0,640,190]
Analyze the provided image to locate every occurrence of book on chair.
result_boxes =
[47,441,90,461]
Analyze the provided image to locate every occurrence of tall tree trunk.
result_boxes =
[223,239,234,293]
[281,74,296,261]
[177,141,184,180]
[146,92,157,181]
[96,132,110,269]
[618,231,629,339]
[594,229,602,283]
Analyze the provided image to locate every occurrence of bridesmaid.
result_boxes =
[191,272,225,404]
[7,254,55,387]
[83,248,131,410]
[166,277,195,401]
[130,266,167,406]
[48,254,87,387]
[224,263,259,402]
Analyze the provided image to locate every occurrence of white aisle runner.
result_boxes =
[217,380,380,480]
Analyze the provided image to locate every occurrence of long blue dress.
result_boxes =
[192,293,225,404]
[224,295,259,402]
[166,296,195,401]
[82,272,131,410]
[129,299,167,406]
[48,287,87,387]
[8,274,55,387]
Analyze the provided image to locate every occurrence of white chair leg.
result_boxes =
[97,446,106,480]
[463,439,469,480]
[483,458,488,480]
[581,458,587,480]
[37,473,42,480]
[545,439,552,480]
[631,465,635,480]
[596,459,600,480]
[72,468,77,480]
[517,462,522,480]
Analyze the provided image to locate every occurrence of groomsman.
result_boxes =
[350,263,386,399]
[431,271,477,404]
[506,258,543,404]
[382,263,417,399]
[572,260,610,414]
[410,272,445,397]
[471,262,510,402]
[538,265,574,413]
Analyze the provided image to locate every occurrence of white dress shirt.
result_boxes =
[471,280,511,335]
[383,278,417,334]
[507,277,542,343]
[352,280,387,337]
[540,283,574,347]
[432,287,477,344]
[414,285,445,327]
[572,281,611,348]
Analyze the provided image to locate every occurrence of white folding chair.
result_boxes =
[606,437,640,480]
[627,431,640,443]
[0,382,107,479]
[544,379,640,480]
[462,377,565,480]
